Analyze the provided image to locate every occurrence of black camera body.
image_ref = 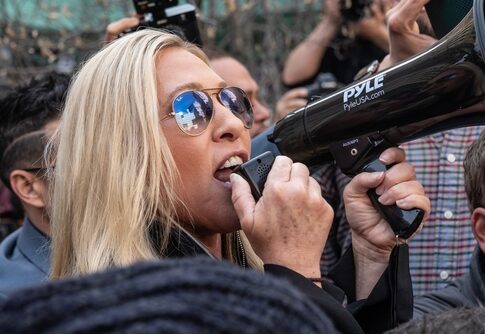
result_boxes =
[305,72,344,100]
[340,0,373,22]
[132,0,203,46]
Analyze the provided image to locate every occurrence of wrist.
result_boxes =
[264,260,321,281]
[353,252,388,300]
[305,19,339,46]
[321,14,342,28]
[351,234,393,264]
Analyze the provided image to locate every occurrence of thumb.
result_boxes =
[230,173,256,231]
[346,172,385,197]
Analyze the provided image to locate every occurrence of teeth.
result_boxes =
[220,156,243,169]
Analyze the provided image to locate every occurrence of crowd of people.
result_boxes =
[0,0,484,333]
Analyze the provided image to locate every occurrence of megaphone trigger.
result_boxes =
[329,134,424,239]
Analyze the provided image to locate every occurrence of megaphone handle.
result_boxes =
[362,159,424,239]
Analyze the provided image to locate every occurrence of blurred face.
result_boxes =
[210,57,271,137]
[157,47,251,238]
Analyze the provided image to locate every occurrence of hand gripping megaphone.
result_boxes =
[266,0,485,238]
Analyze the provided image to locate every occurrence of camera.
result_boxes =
[132,0,203,46]
[305,72,344,100]
[340,0,373,22]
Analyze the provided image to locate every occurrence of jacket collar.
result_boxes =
[469,245,485,305]
[17,218,51,275]
[164,226,214,259]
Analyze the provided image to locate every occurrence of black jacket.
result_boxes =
[166,228,413,334]
[414,245,485,317]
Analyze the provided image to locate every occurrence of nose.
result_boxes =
[211,99,247,142]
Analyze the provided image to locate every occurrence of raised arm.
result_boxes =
[379,0,437,70]
[282,0,342,86]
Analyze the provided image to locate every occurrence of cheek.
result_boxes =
[171,144,206,186]
[163,129,210,192]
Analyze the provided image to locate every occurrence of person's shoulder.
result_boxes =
[0,227,22,256]
[413,274,471,318]
[0,226,48,296]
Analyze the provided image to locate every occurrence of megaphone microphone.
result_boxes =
[265,0,485,239]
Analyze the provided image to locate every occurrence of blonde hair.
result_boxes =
[49,29,261,278]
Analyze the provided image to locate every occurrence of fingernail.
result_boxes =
[378,193,392,205]
[379,154,391,165]
[373,171,385,181]
[396,199,407,207]
[375,186,384,196]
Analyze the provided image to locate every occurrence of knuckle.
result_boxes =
[292,162,308,171]
[268,182,286,198]
[403,162,416,177]
[275,155,292,166]
[387,16,406,33]
[289,182,307,197]
[386,186,399,199]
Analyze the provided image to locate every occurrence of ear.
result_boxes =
[9,169,47,209]
[471,207,485,253]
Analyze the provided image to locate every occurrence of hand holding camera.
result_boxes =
[132,0,202,46]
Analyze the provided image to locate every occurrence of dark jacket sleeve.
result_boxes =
[329,244,413,333]
[413,278,469,318]
[264,264,364,334]
[264,244,413,333]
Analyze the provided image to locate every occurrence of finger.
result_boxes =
[396,194,431,222]
[387,0,406,19]
[345,171,385,197]
[388,0,429,33]
[382,0,393,13]
[309,176,329,205]
[266,155,293,183]
[379,147,406,165]
[230,173,256,231]
[289,162,310,184]
[285,98,308,110]
[105,17,140,44]
[285,87,309,99]
[378,180,424,205]
[375,161,415,195]
[369,2,382,19]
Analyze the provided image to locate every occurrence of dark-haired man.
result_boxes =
[0,72,70,299]
[413,127,485,316]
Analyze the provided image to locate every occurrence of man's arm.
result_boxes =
[282,0,341,86]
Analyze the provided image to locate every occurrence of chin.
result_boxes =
[216,213,241,233]
[214,209,242,234]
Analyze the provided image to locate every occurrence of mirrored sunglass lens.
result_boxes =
[219,87,254,128]
[172,91,213,135]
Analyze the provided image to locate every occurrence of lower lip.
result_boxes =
[213,177,232,190]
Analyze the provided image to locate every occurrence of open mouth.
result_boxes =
[214,156,243,183]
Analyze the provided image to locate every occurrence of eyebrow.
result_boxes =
[164,81,227,109]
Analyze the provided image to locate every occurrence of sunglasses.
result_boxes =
[162,87,254,136]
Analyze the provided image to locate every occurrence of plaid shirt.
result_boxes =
[314,127,484,296]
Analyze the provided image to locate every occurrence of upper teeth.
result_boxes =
[220,156,243,169]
